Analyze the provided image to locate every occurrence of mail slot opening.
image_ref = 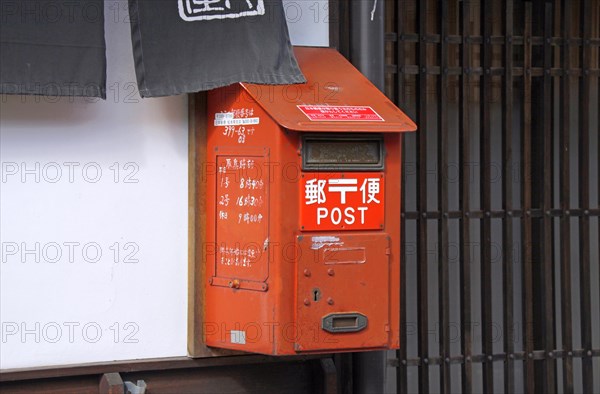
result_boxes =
[322,312,368,333]
[332,316,358,329]
[302,135,384,171]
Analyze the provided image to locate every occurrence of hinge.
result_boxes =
[385,248,391,255]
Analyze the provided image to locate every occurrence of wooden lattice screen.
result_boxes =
[382,0,600,393]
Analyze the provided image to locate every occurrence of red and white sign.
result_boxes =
[300,173,385,231]
[297,105,384,122]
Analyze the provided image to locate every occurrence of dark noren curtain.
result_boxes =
[127,0,305,98]
[0,0,106,98]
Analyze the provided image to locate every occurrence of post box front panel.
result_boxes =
[295,233,391,352]
[212,148,270,289]
[300,173,385,231]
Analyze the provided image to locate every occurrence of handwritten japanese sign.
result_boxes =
[215,154,269,282]
[300,173,385,231]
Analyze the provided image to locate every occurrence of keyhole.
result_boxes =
[312,288,321,302]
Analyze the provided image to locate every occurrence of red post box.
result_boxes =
[203,47,416,355]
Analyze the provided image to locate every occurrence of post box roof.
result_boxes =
[240,47,417,133]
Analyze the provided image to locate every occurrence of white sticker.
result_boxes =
[311,236,344,250]
[214,112,260,126]
[311,236,341,243]
[230,330,246,344]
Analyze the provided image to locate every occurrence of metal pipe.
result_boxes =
[350,0,385,92]
[349,1,387,392]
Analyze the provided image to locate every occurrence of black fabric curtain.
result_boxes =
[127,0,305,98]
[0,0,106,98]
[0,0,305,99]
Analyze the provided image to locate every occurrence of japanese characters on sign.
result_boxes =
[216,155,268,280]
[297,105,385,122]
[179,0,265,21]
[300,173,385,231]
[214,109,259,144]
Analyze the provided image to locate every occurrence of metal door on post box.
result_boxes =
[295,233,391,352]
[212,147,270,292]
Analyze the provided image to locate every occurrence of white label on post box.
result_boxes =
[230,330,246,344]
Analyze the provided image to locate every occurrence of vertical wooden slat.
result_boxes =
[578,0,593,392]
[459,1,473,392]
[502,1,515,392]
[328,0,341,52]
[399,144,409,394]
[397,2,408,392]
[559,1,574,392]
[334,0,351,59]
[480,0,494,392]
[397,0,406,108]
[438,1,450,393]
[417,0,430,392]
[521,4,536,394]
[320,358,338,394]
[542,3,557,393]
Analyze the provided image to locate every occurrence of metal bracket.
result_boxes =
[124,380,147,394]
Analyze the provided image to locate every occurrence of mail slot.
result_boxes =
[203,47,416,355]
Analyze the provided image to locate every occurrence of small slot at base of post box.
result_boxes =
[322,313,368,333]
